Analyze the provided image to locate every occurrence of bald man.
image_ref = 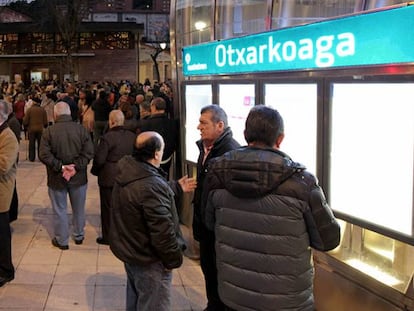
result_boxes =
[91,110,136,245]
[109,131,196,311]
[39,101,94,250]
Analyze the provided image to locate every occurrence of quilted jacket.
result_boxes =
[205,146,340,311]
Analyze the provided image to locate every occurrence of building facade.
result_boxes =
[0,0,171,86]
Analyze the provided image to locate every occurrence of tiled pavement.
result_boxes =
[0,140,207,311]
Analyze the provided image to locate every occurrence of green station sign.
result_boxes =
[183,4,414,76]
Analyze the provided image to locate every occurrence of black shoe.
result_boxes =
[51,237,69,250]
[96,237,109,245]
[0,275,14,287]
[74,238,84,245]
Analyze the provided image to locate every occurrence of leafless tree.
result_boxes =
[43,0,91,80]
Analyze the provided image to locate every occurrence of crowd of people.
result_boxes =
[0,77,341,311]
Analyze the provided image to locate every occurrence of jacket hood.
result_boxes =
[115,155,165,187]
[209,147,305,198]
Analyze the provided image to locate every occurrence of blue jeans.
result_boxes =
[48,184,87,245]
[124,261,172,311]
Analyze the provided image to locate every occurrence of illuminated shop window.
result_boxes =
[79,32,132,50]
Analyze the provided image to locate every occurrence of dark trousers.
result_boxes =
[99,186,112,241]
[0,211,14,279]
[199,226,225,311]
[28,131,42,161]
[9,182,18,222]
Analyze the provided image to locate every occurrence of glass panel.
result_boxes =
[272,0,358,29]
[216,0,268,39]
[176,0,212,46]
[185,84,213,163]
[330,222,414,293]
[330,83,414,236]
[264,83,318,175]
[365,0,406,10]
[219,84,255,146]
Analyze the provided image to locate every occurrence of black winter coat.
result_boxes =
[192,127,240,241]
[137,113,179,162]
[109,156,184,269]
[91,126,136,187]
[204,147,340,311]
[39,115,94,189]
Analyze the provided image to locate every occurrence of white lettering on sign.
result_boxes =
[215,32,355,68]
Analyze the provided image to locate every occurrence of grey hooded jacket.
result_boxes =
[205,146,340,311]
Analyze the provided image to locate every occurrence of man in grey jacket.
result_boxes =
[205,105,340,311]
[39,102,94,250]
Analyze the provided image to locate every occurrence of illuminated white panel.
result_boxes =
[265,84,318,175]
[185,84,212,163]
[331,83,414,235]
[346,259,402,287]
[219,84,255,146]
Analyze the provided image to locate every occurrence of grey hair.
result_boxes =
[109,109,125,127]
[54,101,71,117]
[200,104,228,127]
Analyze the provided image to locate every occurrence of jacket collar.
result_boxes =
[55,115,73,123]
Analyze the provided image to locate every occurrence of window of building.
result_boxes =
[80,32,132,50]
[0,34,18,54]
[19,33,56,54]
[133,0,153,10]
[161,0,171,13]
[104,0,115,9]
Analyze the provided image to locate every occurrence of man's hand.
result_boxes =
[178,175,197,193]
[62,164,76,181]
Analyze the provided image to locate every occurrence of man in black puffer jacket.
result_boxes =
[109,131,193,311]
[205,105,340,311]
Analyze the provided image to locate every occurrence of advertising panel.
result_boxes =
[265,84,317,174]
[185,84,212,163]
[330,83,414,236]
[219,84,255,146]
